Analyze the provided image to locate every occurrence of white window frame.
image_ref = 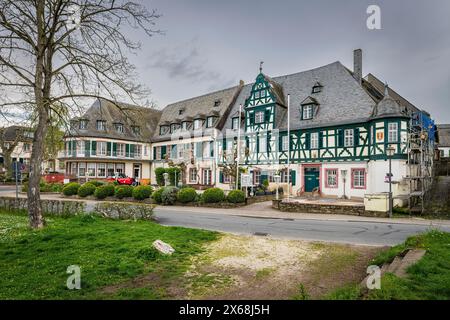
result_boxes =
[117,143,125,157]
[207,117,215,128]
[255,111,264,124]
[326,169,338,188]
[79,120,88,130]
[134,145,142,158]
[202,169,212,185]
[254,170,261,185]
[189,168,197,183]
[97,141,107,156]
[344,129,354,147]
[232,117,239,130]
[352,169,366,189]
[388,122,398,143]
[302,105,314,120]
[194,119,202,130]
[115,163,125,175]
[96,120,106,131]
[107,163,115,177]
[311,132,319,149]
[115,123,124,133]
[259,136,267,153]
[87,163,96,177]
[78,162,86,177]
[97,163,106,178]
[282,135,289,151]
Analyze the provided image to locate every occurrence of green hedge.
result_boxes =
[202,188,225,203]
[115,185,134,199]
[132,185,153,200]
[227,190,245,203]
[78,183,96,198]
[94,184,115,199]
[62,182,81,196]
[177,187,197,203]
[161,186,179,205]
[152,187,164,204]
[155,167,166,187]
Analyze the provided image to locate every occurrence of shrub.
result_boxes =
[155,167,166,186]
[262,179,269,189]
[161,186,179,205]
[132,185,153,200]
[94,185,109,199]
[227,190,245,203]
[202,188,225,203]
[177,187,197,203]
[78,183,96,198]
[166,167,181,186]
[50,183,64,193]
[88,180,104,187]
[115,185,134,199]
[62,182,81,196]
[152,187,164,204]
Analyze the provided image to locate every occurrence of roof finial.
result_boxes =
[384,82,389,96]
[259,61,264,74]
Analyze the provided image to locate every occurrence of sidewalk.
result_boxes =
[4,191,450,227]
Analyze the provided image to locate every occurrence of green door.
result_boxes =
[304,167,320,192]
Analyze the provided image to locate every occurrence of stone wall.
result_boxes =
[0,197,85,217]
[273,199,388,218]
[94,202,154,220]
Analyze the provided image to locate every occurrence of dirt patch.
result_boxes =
[182,235,383,300]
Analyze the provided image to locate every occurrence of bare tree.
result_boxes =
[0,0,160,228]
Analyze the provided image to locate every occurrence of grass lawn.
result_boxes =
[0,210,218,300]
[326,230,450,300]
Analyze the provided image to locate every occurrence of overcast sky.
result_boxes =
[128,0,450,123]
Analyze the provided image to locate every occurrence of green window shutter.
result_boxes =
[126,144,130,157]
[264,109,271,122]
[219,171,224,183]
[153,147,157,160]
[195,142,202,159]
[91,141,97,155]
[355,128,360,146]
[161,145,167,159]
[319,131,324,149]
[130,144,135,157]
[210,141,214,158]
[72,141,76,154]
[85,140,90,157]
[305,133,311,150]
[291,170,297,186]
[113,143,117,156]
[107,142,112,156]
[338,129,344,147]
[249,112,254,125]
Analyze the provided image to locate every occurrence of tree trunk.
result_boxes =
[27,108,47,229]
[3,152,12,179]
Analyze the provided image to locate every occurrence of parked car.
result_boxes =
[42,172,68,184]
[106,173,139,186]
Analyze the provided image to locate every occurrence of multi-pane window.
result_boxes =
[232,117,239,130]
[107,163,115,177]
[116,143,125,157]
[259,136,267,153]
[388,122,398,143]
[78,163,86,177]
[96,120,106,131]
[87,163,96,177]
[302,105,314,120]
[189,168,197,183]
[194,119,202,130]
[79,120,88,130]
[155,146,162,160]
[134,145,142,158]
[97,142,107,156]
[76,140,85,155]
[97,163,106,177]
[254,171,261,185]
[281,135,289,151]
[311,132,319,149]
[280,169,292,183]
[344,129,354,147]
[115,163,125,175]
[170,124,180,133]
[203,169,212,185]
[206,117,215,128]
[326,169,338,188]
[352,169,366,189]
[255,111,264,124]
[181,122,189,131]
[114,123,124,133]
[160,126,169,135]
[23,143,31,152]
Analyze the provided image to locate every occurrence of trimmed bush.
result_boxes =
[152,187,164,204]
[78,183,96,198]
[202,188,225,203]
[62,182,81,196]
[93,184,114,199]
[50,183,64,193]
[161,186,179,205]
[227,190,245,203]
[88,180,104,187]
[155,167,166,187]
[132,185,153,200]
[177,187,197,203]
[115,185,134,199]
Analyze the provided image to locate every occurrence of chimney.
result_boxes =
[353,49,362,84]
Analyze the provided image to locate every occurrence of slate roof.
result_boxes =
[69,99,162,142]
[0,126,33,142]
[437,124,450,147]
[152,84,243,142]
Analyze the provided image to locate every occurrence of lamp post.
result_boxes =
[274,174,281,201]
[386,145,396,218]
[341,169,347,199]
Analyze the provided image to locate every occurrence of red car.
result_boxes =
[107,173,139,186]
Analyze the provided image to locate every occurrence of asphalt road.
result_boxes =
[154,207,450,246]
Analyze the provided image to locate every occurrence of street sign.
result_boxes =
[241,174,252,187]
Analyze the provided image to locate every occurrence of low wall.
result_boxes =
[0,196,154,220]
[273,199,388,218]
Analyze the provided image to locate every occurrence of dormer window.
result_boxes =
[302,105,314,120]
[194,119,202,130]
[181,121,190,131]
[132,125,141,135]
[114,123,124,133]
[312,82,323,94]
[206,117,216,128]
[24,130,34,139]
[160,125,169,135]
[170,123,180,133]
[79,119,88,130]
[96,120,106,131]
[214,99,221,107]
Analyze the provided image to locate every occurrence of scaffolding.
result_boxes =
[405,112,436,214]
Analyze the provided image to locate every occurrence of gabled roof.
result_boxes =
[153,84,243,142]
[69,99,162,142]
[300,96,319,105]
[0,126,33,142]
